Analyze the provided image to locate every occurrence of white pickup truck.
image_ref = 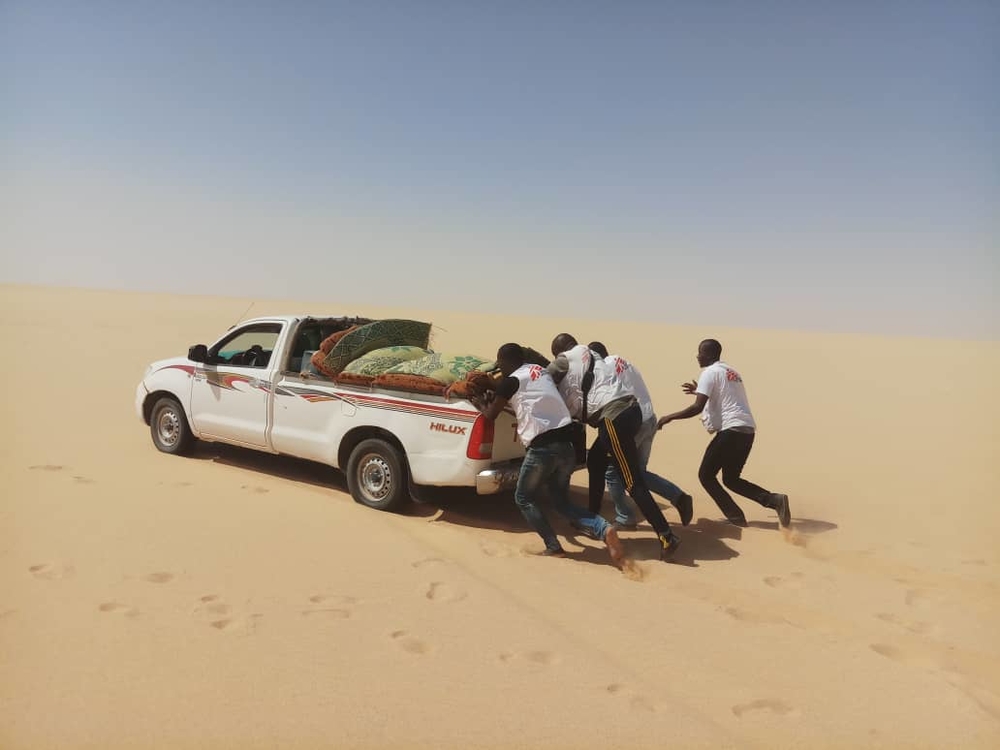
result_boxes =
[134,315,525,511]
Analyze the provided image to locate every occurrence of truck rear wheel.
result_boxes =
[346,439,410,512]
[150,396,195,455]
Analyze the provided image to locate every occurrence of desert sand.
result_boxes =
[1,283,998,750]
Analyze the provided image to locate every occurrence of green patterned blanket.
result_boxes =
[320,319,432,375]
[383,352,494,386]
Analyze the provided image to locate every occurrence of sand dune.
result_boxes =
[1,284,998,749]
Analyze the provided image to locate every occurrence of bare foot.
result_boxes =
[536,547,566,558]
[604,527,626,569]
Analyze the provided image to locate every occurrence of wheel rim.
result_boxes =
[156,407,181,447]
[357,453,392,502]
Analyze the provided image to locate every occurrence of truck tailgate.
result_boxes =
[489,409,524,462]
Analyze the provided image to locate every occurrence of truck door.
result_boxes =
[190,323,283,448]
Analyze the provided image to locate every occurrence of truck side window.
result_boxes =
[210,324,282,368]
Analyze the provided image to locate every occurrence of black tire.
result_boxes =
[345,438,410,512]
[149,396,195,455]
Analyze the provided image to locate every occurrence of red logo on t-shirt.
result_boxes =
[614,357,628,375]
[725,368,742,382]
[527,365,543,380]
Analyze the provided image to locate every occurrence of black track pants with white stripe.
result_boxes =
[587,402,674,537]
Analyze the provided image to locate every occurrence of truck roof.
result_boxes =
[236,314,378,327]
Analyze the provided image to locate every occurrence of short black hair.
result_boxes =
[497,343,525,366]
[551,333,577,357]
[699,339,722,359]
[588,341,608,358]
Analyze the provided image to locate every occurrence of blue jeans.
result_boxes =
[515,440,611,552]
[606,417,685,526]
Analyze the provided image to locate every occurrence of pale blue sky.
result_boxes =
[2,1,996,337]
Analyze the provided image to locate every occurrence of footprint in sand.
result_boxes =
[28,562,74,580]
[961,559,988,567]
[29,464,65,472]
[425,581,467,603]
[412,557,446,568]
[723,606,787,626]
[72,476,96,484]
[904,588,932,607]
[875,612,935,636]
[209,615,261,634]
[241,485,269,494]
[763,571,805,589]
[480,542,514,558]
[192,595,260,635]
[143,572,174,584]
[605,683,663,713]
[499,650,558,667]
[732,699,798,718]
[390,630,430,655]
[98,602,141,618]
[0,609,18,620]
[302,594,356,619]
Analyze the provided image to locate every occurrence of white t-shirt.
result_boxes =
[503,363,573,447]
[607,355,655,423]
[695,361,756,434]
[552,345,628,422]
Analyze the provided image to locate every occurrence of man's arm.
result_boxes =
[546,354,583,418]
[472,376,518,421]
[657,374,711,429]
[546,354,569,384]
[657,393,708,428]
[479,392,510,422]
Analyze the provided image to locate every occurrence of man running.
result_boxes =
[658,338,790,528]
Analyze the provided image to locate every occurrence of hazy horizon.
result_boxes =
[3,2,997,339]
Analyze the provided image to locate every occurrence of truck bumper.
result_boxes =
[475,461,522,495]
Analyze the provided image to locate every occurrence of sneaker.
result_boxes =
[659,533,682,562]
[613,521,638,532]
[540,547,567,557]
[676,493,694,526]
[771,493,791,528]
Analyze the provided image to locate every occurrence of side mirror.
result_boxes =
[188,344,208,363]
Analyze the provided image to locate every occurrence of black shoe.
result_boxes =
[771,493,791,528]
[659,533,682,562]
[676,494,694,526]
[540,547,567,557]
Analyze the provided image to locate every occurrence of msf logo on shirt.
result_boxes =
[527,365,543,381]
[430,422,467,435]
[613,357,629,375]
[725,368,743,383]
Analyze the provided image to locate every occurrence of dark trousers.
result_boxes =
[699,429,772,523]
[587,403,674,538]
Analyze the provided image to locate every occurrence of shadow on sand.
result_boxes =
[182,443,833,569]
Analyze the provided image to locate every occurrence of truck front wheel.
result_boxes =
[150,396,195,455]
[346,439,410,512]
